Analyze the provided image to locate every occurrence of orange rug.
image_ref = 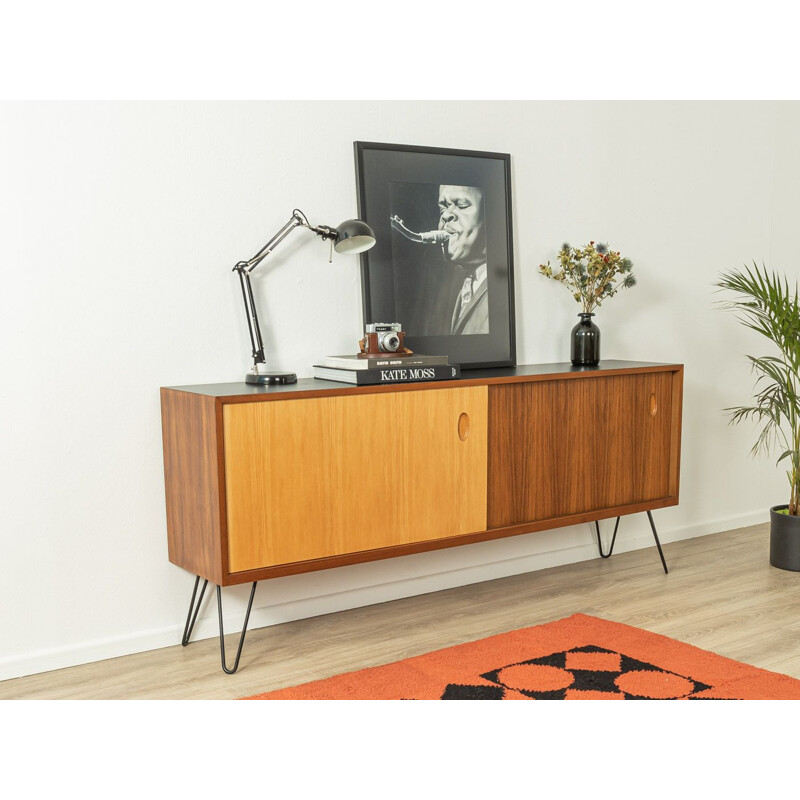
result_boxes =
[244,613,800,700]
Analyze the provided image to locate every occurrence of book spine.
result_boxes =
[350,364,461,385]
[323,356,450,369]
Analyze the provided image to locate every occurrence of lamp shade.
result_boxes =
[333,219,376,254]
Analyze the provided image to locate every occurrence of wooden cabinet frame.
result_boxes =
[161,361,683,588]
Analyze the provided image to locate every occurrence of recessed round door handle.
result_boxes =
[650,393,658,417]
[458,412,470,441]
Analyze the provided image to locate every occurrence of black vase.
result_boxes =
[571,312,600,366]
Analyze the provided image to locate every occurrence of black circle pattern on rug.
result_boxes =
[440,645,716,700]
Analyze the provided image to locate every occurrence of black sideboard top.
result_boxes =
[165,360,682,398]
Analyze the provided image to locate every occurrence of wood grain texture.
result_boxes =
[161,388,224,585]
[223,386,488,572]
[487,370,679,528]
[218,496,678,585]
[668,366,684,498]
[160,363,683,586]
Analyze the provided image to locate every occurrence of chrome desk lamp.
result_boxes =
[232,209,376,385]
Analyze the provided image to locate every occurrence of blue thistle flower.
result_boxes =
[595,242,608,255]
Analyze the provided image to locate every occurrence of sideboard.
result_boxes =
[161,360,683,671]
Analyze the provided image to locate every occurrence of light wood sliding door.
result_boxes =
[223,386,488,572]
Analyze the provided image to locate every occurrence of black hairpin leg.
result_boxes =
[181,575,258,674]
[182,575,209,646]
[594,512,669,574]
[646,510,669,575]
[217,582,258,675]
[595,517,621,559]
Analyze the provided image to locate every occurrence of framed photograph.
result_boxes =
[354,141,516,370]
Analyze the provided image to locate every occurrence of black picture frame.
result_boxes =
[354,141,516,370]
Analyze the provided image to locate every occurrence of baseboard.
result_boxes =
[0,509,768,682]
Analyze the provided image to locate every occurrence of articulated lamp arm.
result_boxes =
[232,210,312,373]
[231,208,375,386]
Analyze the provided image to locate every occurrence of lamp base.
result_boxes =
[245,370,297,385]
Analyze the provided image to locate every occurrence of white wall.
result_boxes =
[1,101,797,681]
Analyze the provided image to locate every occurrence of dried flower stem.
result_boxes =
[539,241,636,314]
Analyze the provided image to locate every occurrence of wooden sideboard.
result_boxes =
[161,361,683,588]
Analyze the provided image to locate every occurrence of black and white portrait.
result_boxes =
[389,183,489,336]
[355,142,515,369]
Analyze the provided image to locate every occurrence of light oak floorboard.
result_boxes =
[2,522,799,700]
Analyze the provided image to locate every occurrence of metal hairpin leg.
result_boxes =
[181,575,258,674]
[182,576,209,646]
[646,511,670,575]
[594,510,669,574]
[217,582,258,675]
[595,517,621,559]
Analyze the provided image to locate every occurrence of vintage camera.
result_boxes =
[360,323,408,355]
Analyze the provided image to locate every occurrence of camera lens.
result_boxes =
[378,333,400,352]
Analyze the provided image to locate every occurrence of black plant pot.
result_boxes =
[571,312,600,366]
[770,505,800,571]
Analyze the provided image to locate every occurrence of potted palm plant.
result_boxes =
[716,264,800,571]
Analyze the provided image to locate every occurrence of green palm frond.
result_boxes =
[716,263,800,514]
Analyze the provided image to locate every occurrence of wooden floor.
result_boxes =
[2,521,800,700]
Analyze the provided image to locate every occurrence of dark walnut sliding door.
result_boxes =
[487,371,680,529]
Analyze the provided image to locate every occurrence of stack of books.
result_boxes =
[313,353,460,385]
